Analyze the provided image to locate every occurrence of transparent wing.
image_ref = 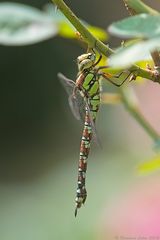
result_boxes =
[58,72,75,96]
[58,72,100,145]
[68,94,81,120]
[58,72,84,121]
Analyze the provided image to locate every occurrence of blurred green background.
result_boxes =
[0,0,160,240]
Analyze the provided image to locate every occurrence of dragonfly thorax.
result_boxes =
[77,52,96,72]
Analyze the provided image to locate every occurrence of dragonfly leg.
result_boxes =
[88,47,102,67]
[93,53,102,67]
[99,71,133,87]
[96,65,109,72]
[96,66,131,75]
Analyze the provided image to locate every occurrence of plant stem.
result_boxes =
[51,0,113,55]
[120,87,160,142]
[151,51,160,67]
[122,0,159,15]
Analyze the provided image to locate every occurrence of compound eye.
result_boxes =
[88,54,92,59]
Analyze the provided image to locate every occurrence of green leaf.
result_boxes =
[109,38,160,68]
[88,25,107,42]
[137,155,160,175]
[108,14,160,39]
[0,2,58,46]
[58,22,107,41]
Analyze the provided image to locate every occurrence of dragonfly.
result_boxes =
[58,50,127,216]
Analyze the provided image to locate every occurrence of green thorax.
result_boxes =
[82,71,99,96]
[81,70,100,120]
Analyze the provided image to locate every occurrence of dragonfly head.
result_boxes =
[77,53,96,72]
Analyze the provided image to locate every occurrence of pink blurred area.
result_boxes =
[136,81,160,132]
[99,175,160,239]
[116,80,160,152]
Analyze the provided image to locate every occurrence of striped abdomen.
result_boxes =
[75,71,100,216]
[75,108,92,216]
